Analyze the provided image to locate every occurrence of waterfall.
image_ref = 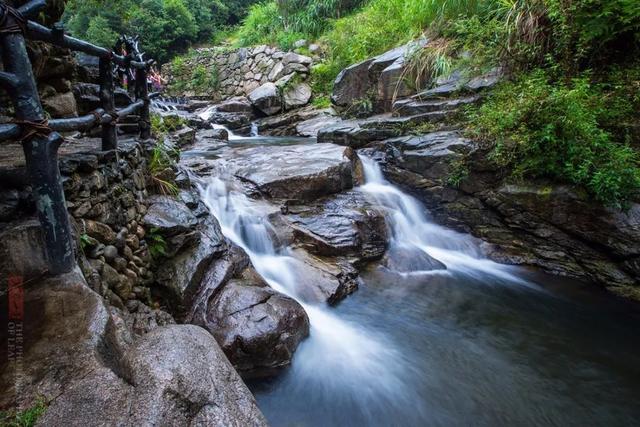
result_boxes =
[358,156,527,284]
[197,155,534,424]
[198,172,414,422]
[250,122,260,137]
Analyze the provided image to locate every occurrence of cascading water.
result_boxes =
[198,172,416,425]
[358,156,528,285]
[197,152,583,426]
[250,122,260,137]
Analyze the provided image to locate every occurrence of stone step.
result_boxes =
[415,68,502,100]
[392,95,480,117]
[317,111,452,148]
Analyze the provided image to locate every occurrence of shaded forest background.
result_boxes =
[63,0,260,62]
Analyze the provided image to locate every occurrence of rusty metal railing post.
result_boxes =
[99,55,118,150]
[136,66,151,140]
[0,0,75,274]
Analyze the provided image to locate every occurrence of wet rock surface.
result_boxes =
[287,249,362,305]
[283,191,388,262]
[228,143,361,201]
[201,266,310,376]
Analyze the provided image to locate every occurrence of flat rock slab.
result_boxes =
[386,131,474,179]
[231,143,359,201]
[317,113,447,148]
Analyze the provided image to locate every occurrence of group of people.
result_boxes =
[114,35,166,92]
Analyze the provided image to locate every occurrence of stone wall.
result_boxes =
[65,141,156,310]
[162,45,313,100]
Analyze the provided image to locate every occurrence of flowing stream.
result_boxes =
[196,136,640,426]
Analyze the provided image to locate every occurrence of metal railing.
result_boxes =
[0,0,156,274]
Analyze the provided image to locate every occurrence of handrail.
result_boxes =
[27,21,153,70]
[0,0,159,275]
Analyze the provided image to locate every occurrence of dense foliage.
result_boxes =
[469,70,640,207]
[63,0,260,62]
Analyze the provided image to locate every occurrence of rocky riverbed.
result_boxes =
[2,33,640,426]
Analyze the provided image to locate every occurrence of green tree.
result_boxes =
[85,15,119,47]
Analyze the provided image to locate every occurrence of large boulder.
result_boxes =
[285,191,388,262]
[0,269,267,426]
[184,245,310,376]
[282,52,313,67]
[331,38,433,112]
[331,58,376,108]
[216,96,254,114]
[154,218,227,316]
[249,82,282,116]
[230,143,360,201]
[255,105,335,137]
[201,266,310,376]
[284,249,361,305]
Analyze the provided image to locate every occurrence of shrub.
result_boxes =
[235,2,282,46]
[468,70,640,207]
[147,227,168,259]
[0,398,47,427]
